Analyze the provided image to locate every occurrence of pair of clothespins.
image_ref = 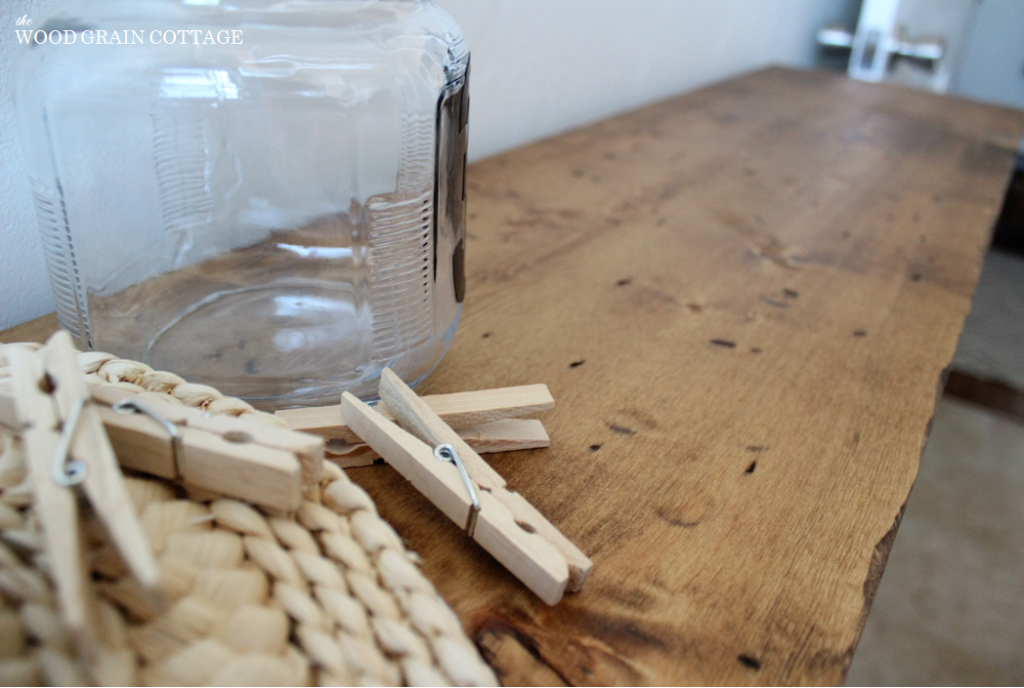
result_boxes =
[1,350,325,515]
[276,384,555,467]
[5,332,160,658]
[342,368,592,606]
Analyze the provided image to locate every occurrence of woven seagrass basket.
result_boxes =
[0,341,497,687]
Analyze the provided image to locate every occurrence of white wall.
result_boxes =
[439,0,859,161]
[950,0,1024,112]
[1,0,60,331]
[0,0,858,330]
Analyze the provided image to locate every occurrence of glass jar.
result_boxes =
[16,0,468,408]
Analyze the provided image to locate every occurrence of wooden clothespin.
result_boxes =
[277,382,556,468]
[341,369,593,605]
[6,332,161,657]
[276,383,556,444]
[324,418,551,468]
[0,346,324,513]
[89,386,321,513]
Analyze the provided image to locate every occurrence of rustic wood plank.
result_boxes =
[342,68,1024,685]
[3,67,1022,685]
[0,313,58,345]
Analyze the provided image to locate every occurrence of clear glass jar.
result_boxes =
[16,0,468,408]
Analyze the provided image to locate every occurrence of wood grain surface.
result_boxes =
[3,67,1022,685]
[349,68,1023,685]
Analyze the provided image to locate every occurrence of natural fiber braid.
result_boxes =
[0,345,497,686]
[212,461,495,686]
[0,427,137,686]
[79,352,287,430]
[0,429,48,687]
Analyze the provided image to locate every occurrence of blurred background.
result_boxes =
[1,1,1023,683]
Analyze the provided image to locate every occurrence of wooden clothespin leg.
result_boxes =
[6,331,166,658]
[43,332,161,594]
[377,368,593,593]
[342,392,572,605]
[7,343,98,657]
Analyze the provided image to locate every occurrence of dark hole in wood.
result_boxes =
[745,461,757,474]
[589,444,602,452]
[516,520,537,534]
[853,330,867,337]
[481,332,491,338]
[39,373,55,394]
[711,339,736,348]
[570,360,586,368]
[223,431,253,444]
[607,424,636,435]
[783,288,799,299]
[738,654,762,670]
[616,278,632,286]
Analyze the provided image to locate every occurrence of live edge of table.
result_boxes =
[4,67,1023,686]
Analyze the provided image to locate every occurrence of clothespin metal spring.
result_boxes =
[52,396,89,487]
[434,443,480,538]
[112,398,185,478]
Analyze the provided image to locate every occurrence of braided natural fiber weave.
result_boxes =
[0,342,497,687]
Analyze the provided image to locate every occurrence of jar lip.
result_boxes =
[163,0,427,9]
[194,0,425,5]
[185,0,432,15]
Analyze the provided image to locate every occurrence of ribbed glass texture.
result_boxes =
[16,0,468,408]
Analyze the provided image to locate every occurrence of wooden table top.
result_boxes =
[5,67,1023,685]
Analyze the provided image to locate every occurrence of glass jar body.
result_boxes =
[17,0,469,408]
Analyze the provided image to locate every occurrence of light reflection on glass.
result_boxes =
[272,295,349,317]
[160,69,239,99]
[276,243,353,259]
